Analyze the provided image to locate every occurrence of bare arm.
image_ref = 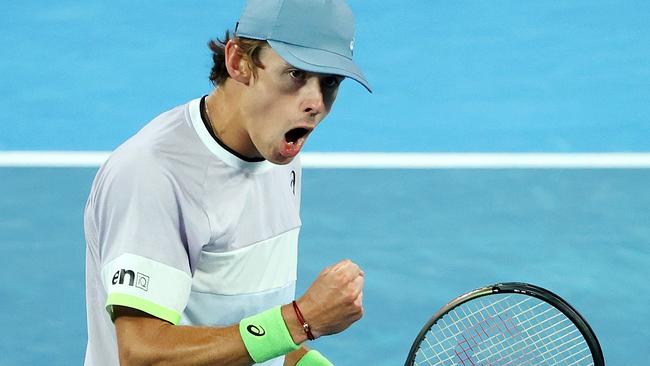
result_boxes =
[283,346,310,366]
[114,304,310,366]
[114,306,252,366]
[114,259,363,365]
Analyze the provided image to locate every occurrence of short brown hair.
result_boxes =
[208,31,268,87]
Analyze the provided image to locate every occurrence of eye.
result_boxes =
[322,75,343,88]
[289,69,306,80]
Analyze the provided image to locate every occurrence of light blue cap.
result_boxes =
[236,0,371,92]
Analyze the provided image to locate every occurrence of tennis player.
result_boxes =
[83,0,371,365]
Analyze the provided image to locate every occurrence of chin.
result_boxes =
[268,155,295,165]
[259,141,302,165]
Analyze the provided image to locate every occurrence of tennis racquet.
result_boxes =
[405,282,604,366]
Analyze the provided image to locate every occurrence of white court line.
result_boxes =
[303,152,650,169]
[0,151,111,168]
[1,151,650,169]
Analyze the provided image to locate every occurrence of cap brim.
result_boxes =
[268,40,372,93]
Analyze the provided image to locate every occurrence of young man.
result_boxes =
[83,0,371,365]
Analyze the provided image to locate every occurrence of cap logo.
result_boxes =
[350,38,355,54]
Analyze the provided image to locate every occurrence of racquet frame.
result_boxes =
[404,282,604,366]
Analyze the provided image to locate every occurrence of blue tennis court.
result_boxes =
[1,168,649,364]
[1,1,649,365]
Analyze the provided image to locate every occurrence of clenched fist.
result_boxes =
[296,259,365,339]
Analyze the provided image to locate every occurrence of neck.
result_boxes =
[205,85,261,160]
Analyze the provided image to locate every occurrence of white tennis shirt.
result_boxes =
[84,97,302,365]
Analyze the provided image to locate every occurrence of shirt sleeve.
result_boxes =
[91,153,197,325]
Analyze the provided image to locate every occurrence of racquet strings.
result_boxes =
[413,293,595,366]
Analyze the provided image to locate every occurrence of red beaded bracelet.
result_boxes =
[292,300,315,341]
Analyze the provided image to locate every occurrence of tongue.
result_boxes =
[280,137,305,158]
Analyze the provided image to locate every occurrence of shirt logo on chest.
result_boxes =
[290,170,296,195]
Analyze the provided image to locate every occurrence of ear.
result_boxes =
[224,40,252,85]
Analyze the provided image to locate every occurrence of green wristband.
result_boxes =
[297,350,334,366]
[239,306,300,362]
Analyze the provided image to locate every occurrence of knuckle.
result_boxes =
[355,307,364,320]
[354,296,363,307]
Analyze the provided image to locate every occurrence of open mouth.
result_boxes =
[284,127,310,144]
[280,127,312,159]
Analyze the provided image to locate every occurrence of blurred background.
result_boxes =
[1,1,649,364]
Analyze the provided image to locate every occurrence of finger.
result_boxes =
[331,259,353,272]
[319,265,333,276]
[337,261,361,276]
[336,265,362,284]
[348,275,364,298]
[342,261,363,277]
[354,291,363,307]
[352,274,364,290]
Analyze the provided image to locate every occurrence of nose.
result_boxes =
[301,77,325,116]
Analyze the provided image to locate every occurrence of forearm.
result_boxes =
[115,309,252,366]
[115,304,308,366]
[283,346,310,366]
